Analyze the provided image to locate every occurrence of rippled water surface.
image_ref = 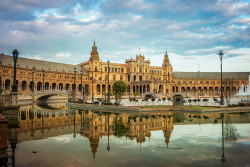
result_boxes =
[2,102,250,167]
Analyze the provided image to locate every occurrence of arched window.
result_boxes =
[139,76,142,82]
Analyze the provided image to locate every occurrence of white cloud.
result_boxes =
[53,13,66,19]
[79,18,91,23]
[55,52,71,58]
[132,15,142,21]
[233,17,250,24]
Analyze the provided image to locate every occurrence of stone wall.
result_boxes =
[0,94,11,107]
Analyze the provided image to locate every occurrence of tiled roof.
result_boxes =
[173,72,250,79]
[0,54,88,75]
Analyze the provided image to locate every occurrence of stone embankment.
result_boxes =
[67,102,250,113]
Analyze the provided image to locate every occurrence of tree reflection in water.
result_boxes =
[220,113,241,164]
[224,115,240,143]
[112,116,129,138]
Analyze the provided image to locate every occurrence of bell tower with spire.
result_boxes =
[89,40,100,62]
[162,49,173,94]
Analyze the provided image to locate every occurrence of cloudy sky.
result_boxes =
[0,0,249,72]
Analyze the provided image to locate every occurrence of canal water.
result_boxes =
[2,102,250,167]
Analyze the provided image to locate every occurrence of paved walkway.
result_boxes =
[111,96,249,107]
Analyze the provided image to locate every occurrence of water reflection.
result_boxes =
[221,113,226,164]
[1,102,250,166]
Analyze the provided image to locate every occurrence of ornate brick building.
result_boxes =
[0,41,249,99]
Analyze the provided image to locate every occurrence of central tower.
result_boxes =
[89,40,100,62]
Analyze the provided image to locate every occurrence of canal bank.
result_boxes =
[66,102,250,113]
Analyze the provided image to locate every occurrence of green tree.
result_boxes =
[112,81,128,104]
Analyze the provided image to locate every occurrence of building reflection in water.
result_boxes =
[16,104,174,156]
[2,103,246,165]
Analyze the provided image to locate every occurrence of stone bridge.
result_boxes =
[33,90,83,100]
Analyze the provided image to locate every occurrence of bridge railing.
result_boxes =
[33,90,71,96]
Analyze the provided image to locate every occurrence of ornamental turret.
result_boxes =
[162,49,173,82]
[89,40,100,62]
[163,49,172,68]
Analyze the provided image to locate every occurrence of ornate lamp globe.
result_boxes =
[12,49,19,59]
[218,50,224,58]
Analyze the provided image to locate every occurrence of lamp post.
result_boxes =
[129,75,131,99]
[105,76,107,102]
[80,70,83,92]
[42,70,45,91]
[32,67,34,93]
[12,49,19,92]
[107,59,110,103]
[218,50,224,105]
[82,84,85,103]
[74,67,76,101]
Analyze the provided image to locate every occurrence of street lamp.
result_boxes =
[74,67,76,90]
[74,67,76,101]
[105,76,107,102]
[42,70,45,91]
[80,70,83,92]
[12,49,19,92]
[218,50,224,105]
[107,59,110,103]
[32,67,34,93]
[82,84,85,103]
[129,75,131,99]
